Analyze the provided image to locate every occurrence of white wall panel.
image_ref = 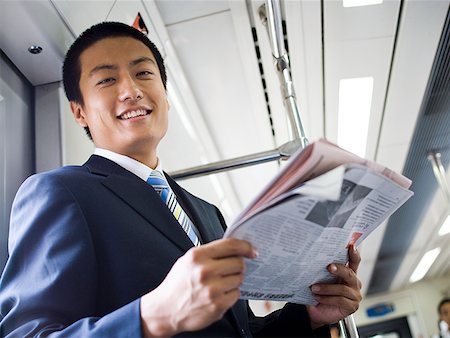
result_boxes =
[35,82,63,172]
[0,53,34,271]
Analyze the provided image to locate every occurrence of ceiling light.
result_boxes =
[337,77,374,158]
[343,0,383,7]
[438,214,450,236]
[409,247,441,283]
[28,45,43,54]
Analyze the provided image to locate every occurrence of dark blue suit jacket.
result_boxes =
[0,155,327,337]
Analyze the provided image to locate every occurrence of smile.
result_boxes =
[118,109,151,120]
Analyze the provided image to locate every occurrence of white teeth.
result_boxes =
[120,109,148,120]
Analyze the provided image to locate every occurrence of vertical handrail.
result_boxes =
[344,315,360,338]
[259,0,309,149]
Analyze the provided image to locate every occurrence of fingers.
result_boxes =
[311,282,361,315]
[311,283,361,303]
[190,256,247,285]
[185,238,256,281]
[312,262,361,300]
[347,245,361,273]
[312,293,360,315]
[195,238,258,260]
[330,263,358,288]
[208,273,245,295]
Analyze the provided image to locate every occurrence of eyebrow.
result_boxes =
[130,56,156,67]
[88,57,156,77]
[89,64,117,77]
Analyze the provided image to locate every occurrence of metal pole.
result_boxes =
[339,319,348,338]
[428,151,450,203]
[259,0,309,149]
[170,139,303,180]
[344,315,360,338]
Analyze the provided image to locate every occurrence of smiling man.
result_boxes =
[0,22,362,337]
[71,36,168,169]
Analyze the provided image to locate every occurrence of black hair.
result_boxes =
[62,21,167,139]
[438,298,450,314]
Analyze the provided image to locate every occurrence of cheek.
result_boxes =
[85,98,116,123]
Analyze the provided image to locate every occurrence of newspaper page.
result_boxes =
[235,139,412,227]
[224,164,413,305]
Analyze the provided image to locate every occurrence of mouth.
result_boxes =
[118,109,152,120]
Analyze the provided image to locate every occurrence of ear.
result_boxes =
[70,101,88,127]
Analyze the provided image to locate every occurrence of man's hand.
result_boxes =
[140,238,257,337]
[306,245,362,329]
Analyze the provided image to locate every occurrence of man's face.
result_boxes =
[72,36,168,160]
[441,302,450,327]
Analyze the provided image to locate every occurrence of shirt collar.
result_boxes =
[94,148,163,181]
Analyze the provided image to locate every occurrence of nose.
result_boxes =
[118,75,143,102]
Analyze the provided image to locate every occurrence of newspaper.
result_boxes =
[224,139,413,305]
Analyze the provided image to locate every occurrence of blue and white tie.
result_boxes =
[147,171,200,246]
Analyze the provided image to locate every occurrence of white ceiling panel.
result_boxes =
[323,1,399,161]
[107,0,165,53]
[155,0,229,26]
[165,10,279,209]
[324,37,395,160]
[376,143,410,173]
[377,1,449,150]
[166,11,274,158]
[50,0,115,36]
[0,0,73,85]
[324,0,400,42]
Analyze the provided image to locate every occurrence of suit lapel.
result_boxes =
[85,155,194,252]
[165,174,225,244]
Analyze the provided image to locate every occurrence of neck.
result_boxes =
[129,152,158,169]
[99,146,158,169]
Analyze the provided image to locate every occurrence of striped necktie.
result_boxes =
[147,170,200,246]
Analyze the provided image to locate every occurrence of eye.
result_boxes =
[137,70,153,77]
[97,78,115,85]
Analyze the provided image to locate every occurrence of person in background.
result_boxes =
[0,21,362,337]
[438,298,450,338]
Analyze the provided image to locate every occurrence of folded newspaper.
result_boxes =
[224,139,413,305]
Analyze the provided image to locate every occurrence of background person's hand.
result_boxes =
[140,238,257,337]
[306,245,362,329]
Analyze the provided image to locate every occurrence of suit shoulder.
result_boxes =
[18,165,90,193]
